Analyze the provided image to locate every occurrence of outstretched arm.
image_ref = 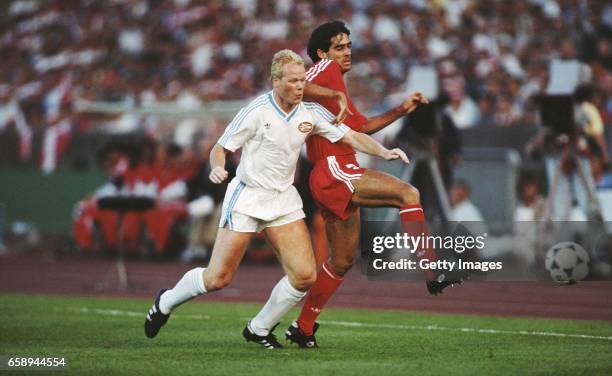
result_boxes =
[209,143,229,184]
[304,82,353,124]
[361,92,429,135]
[341,130,410,163]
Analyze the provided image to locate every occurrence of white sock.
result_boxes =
[249,275,306,336]
[158,267,206,314]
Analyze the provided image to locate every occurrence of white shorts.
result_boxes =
[219,177,305,232]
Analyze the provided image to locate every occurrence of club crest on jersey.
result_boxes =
[298,122,314,133]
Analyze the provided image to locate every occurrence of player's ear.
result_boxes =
[316,49,327,60]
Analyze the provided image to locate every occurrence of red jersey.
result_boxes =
[305,59,367,164]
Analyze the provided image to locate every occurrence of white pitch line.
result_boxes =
[57,307,210,321]
[317,320,612,341]
[59,307,611,341]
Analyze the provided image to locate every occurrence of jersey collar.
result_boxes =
[268,91,299,123]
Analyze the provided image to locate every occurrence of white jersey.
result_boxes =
[218,91,349,192]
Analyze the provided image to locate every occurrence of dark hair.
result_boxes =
[307,21,350,63]
[516,171,540,195]
[574,84,594,102]
[453,179,471,193]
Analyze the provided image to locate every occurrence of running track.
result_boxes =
[0,254,610,321]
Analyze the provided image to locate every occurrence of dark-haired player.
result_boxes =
[286,21,460,348]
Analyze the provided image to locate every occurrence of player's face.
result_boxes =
[275,63,306,108]
[324,33,352,73]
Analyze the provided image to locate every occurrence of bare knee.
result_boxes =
[204,270,233,292]
[329,253,356,276]
[326,218,359,276]
[327,243,357,276]
[399,184,420,206]
[290,270,317,292]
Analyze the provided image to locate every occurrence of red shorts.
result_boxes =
[309,154,366,221]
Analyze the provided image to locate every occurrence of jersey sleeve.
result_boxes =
[217,105,258,152]
[307,102,350,143]
[308,59,344,91]
[307,60,367,132]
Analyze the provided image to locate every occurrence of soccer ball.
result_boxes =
[545,242,590,283]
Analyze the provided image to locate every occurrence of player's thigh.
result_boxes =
[205,227,253,282]
[351,169,418,208]
[264,219,316,283]
[326,209,360,263]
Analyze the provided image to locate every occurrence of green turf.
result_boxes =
[0,294,611,375]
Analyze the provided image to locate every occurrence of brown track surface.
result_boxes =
[1,254,610,321]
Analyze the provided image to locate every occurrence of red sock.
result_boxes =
[399,204,437,281]
[296,261,344,335]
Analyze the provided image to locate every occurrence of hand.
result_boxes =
[209,166,228,184]
[399,91,429,115]
[333,91,354,124]
[384,148,410,164]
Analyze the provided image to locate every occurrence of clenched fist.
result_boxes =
[209,166,228,184]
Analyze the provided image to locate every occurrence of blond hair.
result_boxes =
[270,49,304,79]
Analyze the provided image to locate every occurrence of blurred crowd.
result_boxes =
[71,133,240,258]
[1,0,612,171]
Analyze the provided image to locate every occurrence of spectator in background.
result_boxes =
[443,77,480,129]
[73,135,194,257]
[0,84,32,160]
[436,103,462,192]
[397,94,462,193]
[450,180,484,222]
[182,138,237,262]
[575,84,608,167]
[514,171,545,222]
[476,93,496,128]
[512,171,547,268]
[493,93,522,127]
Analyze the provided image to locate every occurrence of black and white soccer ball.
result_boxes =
[545,242,590,283]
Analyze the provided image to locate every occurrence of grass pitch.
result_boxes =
[1,293,611,375]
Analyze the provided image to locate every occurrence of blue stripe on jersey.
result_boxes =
[219,95,267,145]
[219,96,268,146]
[304,102,335,122]
[267,92,286,119]
[306,102,336,120]
[218,98,265,147]
[269,92,300,123]
[285,104,300,123]
[313,107,335,122]
[337,124,350,134]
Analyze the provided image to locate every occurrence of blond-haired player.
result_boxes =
[144,49,409,348]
